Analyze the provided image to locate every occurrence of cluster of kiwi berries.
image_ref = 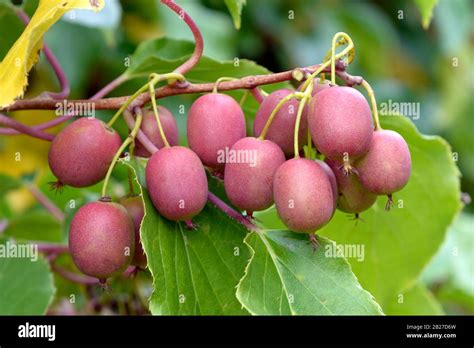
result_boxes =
[48,76,411,281]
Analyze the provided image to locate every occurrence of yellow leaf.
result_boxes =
[0,0,105,108]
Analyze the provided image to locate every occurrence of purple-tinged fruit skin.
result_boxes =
[48,118,121,187]
[69,201,135,279]
[315,159,338,212]
[119,196,147,268]
[187,93,246,169]
[326,159,377,213]
[308,86,373,161]
[355,129,411,195]
[146,146,208,221]
[253,89,307,156]
[135,107,179,157]
[224,137,285,212]
[273,158,334,233]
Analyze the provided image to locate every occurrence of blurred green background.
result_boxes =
[0,0,472,315]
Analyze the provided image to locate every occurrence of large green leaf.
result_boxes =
[122,158,250,315]
[0,239,55,314]
[384,282,443,315]
[255,115,462,308]
[236,231,383,315]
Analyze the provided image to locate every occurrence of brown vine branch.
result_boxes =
[2,62,346,113]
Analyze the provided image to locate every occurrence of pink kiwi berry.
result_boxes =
[187,93,246,170]
[69,200,135,280]
[253,88,307,156]
[145,146,208,221]
[308,86,373,173]
[315,159,338,212]
[273,158,334,233]
[355,129,411,207]
[224,137,285,214]
[134,107,179,157]
[48,118,121,187]
[119,196,147,268]
[326,159,377,215]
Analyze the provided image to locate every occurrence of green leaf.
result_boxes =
[236,231,383,315]
[0,239,55,315]
[224,0,246,30]
[122,158,251,315]
[123,38,291,132]
[422,213,474,310]
[4,210,62,242]
[125,37,284,84]
[384,282,443,315]
[256,116,462,307]
[414,0,438,29]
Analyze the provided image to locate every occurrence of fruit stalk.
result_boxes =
[101,112,143,198]
[361,79,382,130]
[330,32,354,85]
[213,77,238,93]
[293,86,313,157]
[300,33,354,93]
[124,109,159,155]
[148,81,170,147]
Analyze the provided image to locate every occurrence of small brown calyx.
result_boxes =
[99,196,112,203]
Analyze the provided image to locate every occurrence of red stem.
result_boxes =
[0,115,70,135]
[37,243,70,254]
[124,109,159,155]
[51,262,100,285]
[161,0,204,75]
[207,192,260,232]
[90,74,128,100]
[27,184,65,222]
[0,113,54,141]
[250,87,265,104]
